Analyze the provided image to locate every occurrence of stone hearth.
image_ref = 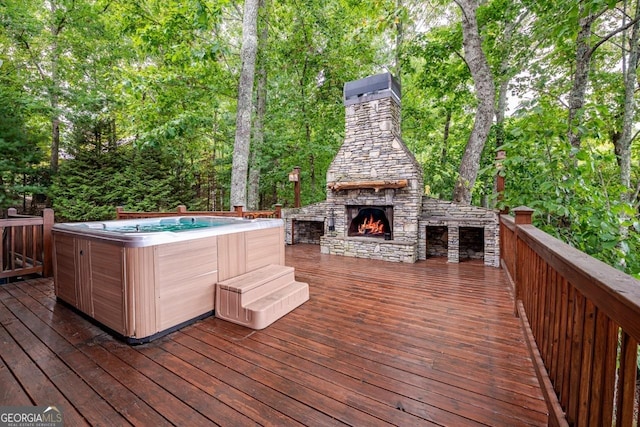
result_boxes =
[282,73,499,267]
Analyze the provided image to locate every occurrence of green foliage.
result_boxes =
[0,61,45,209]
[50,145,198,221]
[500,102,640,277]
[403,10,502,204]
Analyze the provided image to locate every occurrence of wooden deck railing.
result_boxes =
[500,207,640,427]
[1,208,54,280]
[115,204,282,220]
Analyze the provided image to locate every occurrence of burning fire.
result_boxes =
[358,215,385,235]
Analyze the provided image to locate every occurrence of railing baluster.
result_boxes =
[10,226,16,271]
[561,284,575,411]
[601,320,617,426]
[554,275,568,397]
[615,332,638,427]
[21,225,27,269]
[547,264,562,378]
[0,226,4,272]
[567,290,586,424]
[535,252,544,345]
[31,224,38,268]
[577,299,596,427]
[529,249,537,337]
[587,312,615,426]
[541,256,552,369]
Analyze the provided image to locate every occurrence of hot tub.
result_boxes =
[52,216,285,343]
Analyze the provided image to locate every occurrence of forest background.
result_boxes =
[1,0,639,277]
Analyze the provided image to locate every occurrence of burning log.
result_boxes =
[357,215,385,235]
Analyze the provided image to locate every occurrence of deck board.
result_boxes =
[0,244,548,426]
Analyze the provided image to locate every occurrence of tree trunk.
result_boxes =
[493,7,526,203]
[394,0,403,85]
[49,0,61,174]
[230,0,260,209]
[494,10,519,150]
[452,0,496,205]
[441,108,451,165]
[567,5,598,149]
[210,110,219,211]
[616,0,640,199]
[247,0,268,210]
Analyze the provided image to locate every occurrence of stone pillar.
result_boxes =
[484,224,500,267]
[447,225,459,263]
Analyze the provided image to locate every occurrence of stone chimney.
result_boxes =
[327,73,410,185]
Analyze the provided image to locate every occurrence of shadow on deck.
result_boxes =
[0,244,547,426]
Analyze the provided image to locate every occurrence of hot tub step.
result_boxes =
[218,264,295,304]
[244,281,309,329]
[215,264,309,329]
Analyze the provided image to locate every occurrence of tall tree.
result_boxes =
[47,0,62,173]
[110,0,232,209]
[566,2,608,148]
[4,0,123,176]
[491,2,530,150]
[0,62,44,210]
[452,0,496,204]
[6,0,68,174]
[394,0,404,83]
[230,0,259,209]
[247,0,269,210]
[258,0,385,205]
[616,0,640,200]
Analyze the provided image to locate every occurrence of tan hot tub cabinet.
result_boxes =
[52,217,307,343]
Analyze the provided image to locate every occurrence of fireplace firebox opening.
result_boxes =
[292,220,324,244]
[426,226,448,258]
[459,226,485,262]
[347,206,392,239]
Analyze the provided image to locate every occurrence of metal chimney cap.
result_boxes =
[343,72,401,106]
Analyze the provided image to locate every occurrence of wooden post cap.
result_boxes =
[513,206,534,224]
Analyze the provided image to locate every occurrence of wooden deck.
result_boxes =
[0,244,548,426]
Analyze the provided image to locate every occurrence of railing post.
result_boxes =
[234,205,244,217]
[495,150,509,214]
[274,204,282,219]
[289,167,301,208]
[42,208,54,277]
[513,206,534,315]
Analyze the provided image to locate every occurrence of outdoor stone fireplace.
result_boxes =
[282,73,500,267]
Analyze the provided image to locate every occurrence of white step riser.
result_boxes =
[239,271,296,306]
[246,281,309,311]
[218,265,294,293]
